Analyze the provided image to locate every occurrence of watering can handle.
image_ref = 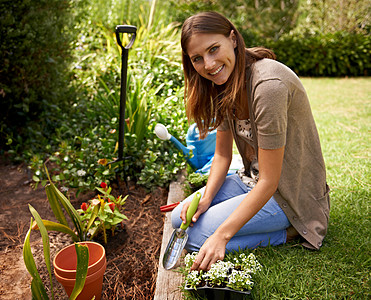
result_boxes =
[115,25,137,50]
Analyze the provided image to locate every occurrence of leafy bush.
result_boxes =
[268,31,371,76]
[20,1,189,193]
[0,0,78,151]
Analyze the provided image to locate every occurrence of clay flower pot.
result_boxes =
[53,241,106,300]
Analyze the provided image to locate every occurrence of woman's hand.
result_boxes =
[180,197,210,225]
[190,232,229,271]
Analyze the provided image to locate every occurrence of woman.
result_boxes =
[171,12,330,271]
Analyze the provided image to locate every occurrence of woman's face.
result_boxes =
[186,31,237,85]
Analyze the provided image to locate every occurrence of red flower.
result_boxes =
[108,203,115,213]
[100,182,107,189]
[81,202,88,211]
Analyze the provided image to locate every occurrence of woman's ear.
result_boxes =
[230,30,237,48]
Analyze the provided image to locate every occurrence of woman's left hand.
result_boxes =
[190,232,229,271]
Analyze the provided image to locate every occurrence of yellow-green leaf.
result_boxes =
[29,205,54,300]
[23,218,49,300]
[69,244,89,300]
[32,219,80,242]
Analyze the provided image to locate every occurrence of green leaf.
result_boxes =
[119,195,128,205]
[86,204,99,232]
[23,218,49,300]
[31,278,46,300]
[45,166,84,240]
[114,211,128,220]
[29,205,54,300]
[69,244,89,300]
[33,219,80,242]
[110,217,125,226]
[45,184,68,226]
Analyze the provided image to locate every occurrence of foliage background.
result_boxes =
[1,0,370,192]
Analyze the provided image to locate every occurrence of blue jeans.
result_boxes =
[171,174,291,253]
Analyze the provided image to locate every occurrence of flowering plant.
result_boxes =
[31,167,128,245]
[77,182,128,244]
[184,251,262,292]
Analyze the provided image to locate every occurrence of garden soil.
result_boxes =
[0,157,169,300]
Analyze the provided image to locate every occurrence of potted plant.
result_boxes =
[23,166,128,299]
[23,206,90,300]
[183,251,262,300]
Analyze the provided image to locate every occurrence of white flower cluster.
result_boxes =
[227,269,254,291]
[184,252,262,292]
[184,252,198,269]
[187,270,202,289]
[204,260,234,286]
[233,253,262,274]
[77,169,86,177]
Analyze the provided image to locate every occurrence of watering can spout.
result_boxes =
[154,123,198,168]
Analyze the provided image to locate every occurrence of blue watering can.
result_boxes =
[154,123,216,170]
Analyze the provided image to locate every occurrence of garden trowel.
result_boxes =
[163,192,201,270]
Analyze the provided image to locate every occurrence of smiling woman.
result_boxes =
[171,11,330,272]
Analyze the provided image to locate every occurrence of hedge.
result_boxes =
[266,31,371,77]
[0,0,77,150]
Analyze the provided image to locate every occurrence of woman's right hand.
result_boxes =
[180,196,210,226]
[180,129,233,226]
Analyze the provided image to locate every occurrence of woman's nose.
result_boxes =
[204,56,215,70]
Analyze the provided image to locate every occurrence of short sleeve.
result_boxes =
[253,79,289,149]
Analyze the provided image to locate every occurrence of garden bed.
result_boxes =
[0,157,168,299]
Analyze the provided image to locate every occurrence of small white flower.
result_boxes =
[77,169,86,176]
[60,186,69,192]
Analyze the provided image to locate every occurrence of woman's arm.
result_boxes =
[191,146,285,271]
[180,129,233,224]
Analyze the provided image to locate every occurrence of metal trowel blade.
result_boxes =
[162,228,188,270]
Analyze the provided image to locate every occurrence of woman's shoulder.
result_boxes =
[249,58,300,86]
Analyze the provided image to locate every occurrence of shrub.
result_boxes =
[268,31,371,76]
[0,0,78,150]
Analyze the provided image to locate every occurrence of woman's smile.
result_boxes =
[210,65,224,76]
[187,32,237,85]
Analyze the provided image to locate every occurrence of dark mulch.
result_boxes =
[0,157,169,300]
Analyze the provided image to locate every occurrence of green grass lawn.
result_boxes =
[249,77,370,299]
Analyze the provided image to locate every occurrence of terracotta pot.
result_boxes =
[53,241,106,300]
[53,241,106,279]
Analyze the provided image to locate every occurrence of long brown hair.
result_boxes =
[181,12,275,138]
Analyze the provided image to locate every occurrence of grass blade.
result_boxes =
[69,243,89,300]
[31,279,46,300]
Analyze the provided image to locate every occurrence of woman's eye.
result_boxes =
[210,46,219,53]
[193,56,201,63]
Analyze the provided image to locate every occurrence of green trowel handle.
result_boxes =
[180,192,201,230]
